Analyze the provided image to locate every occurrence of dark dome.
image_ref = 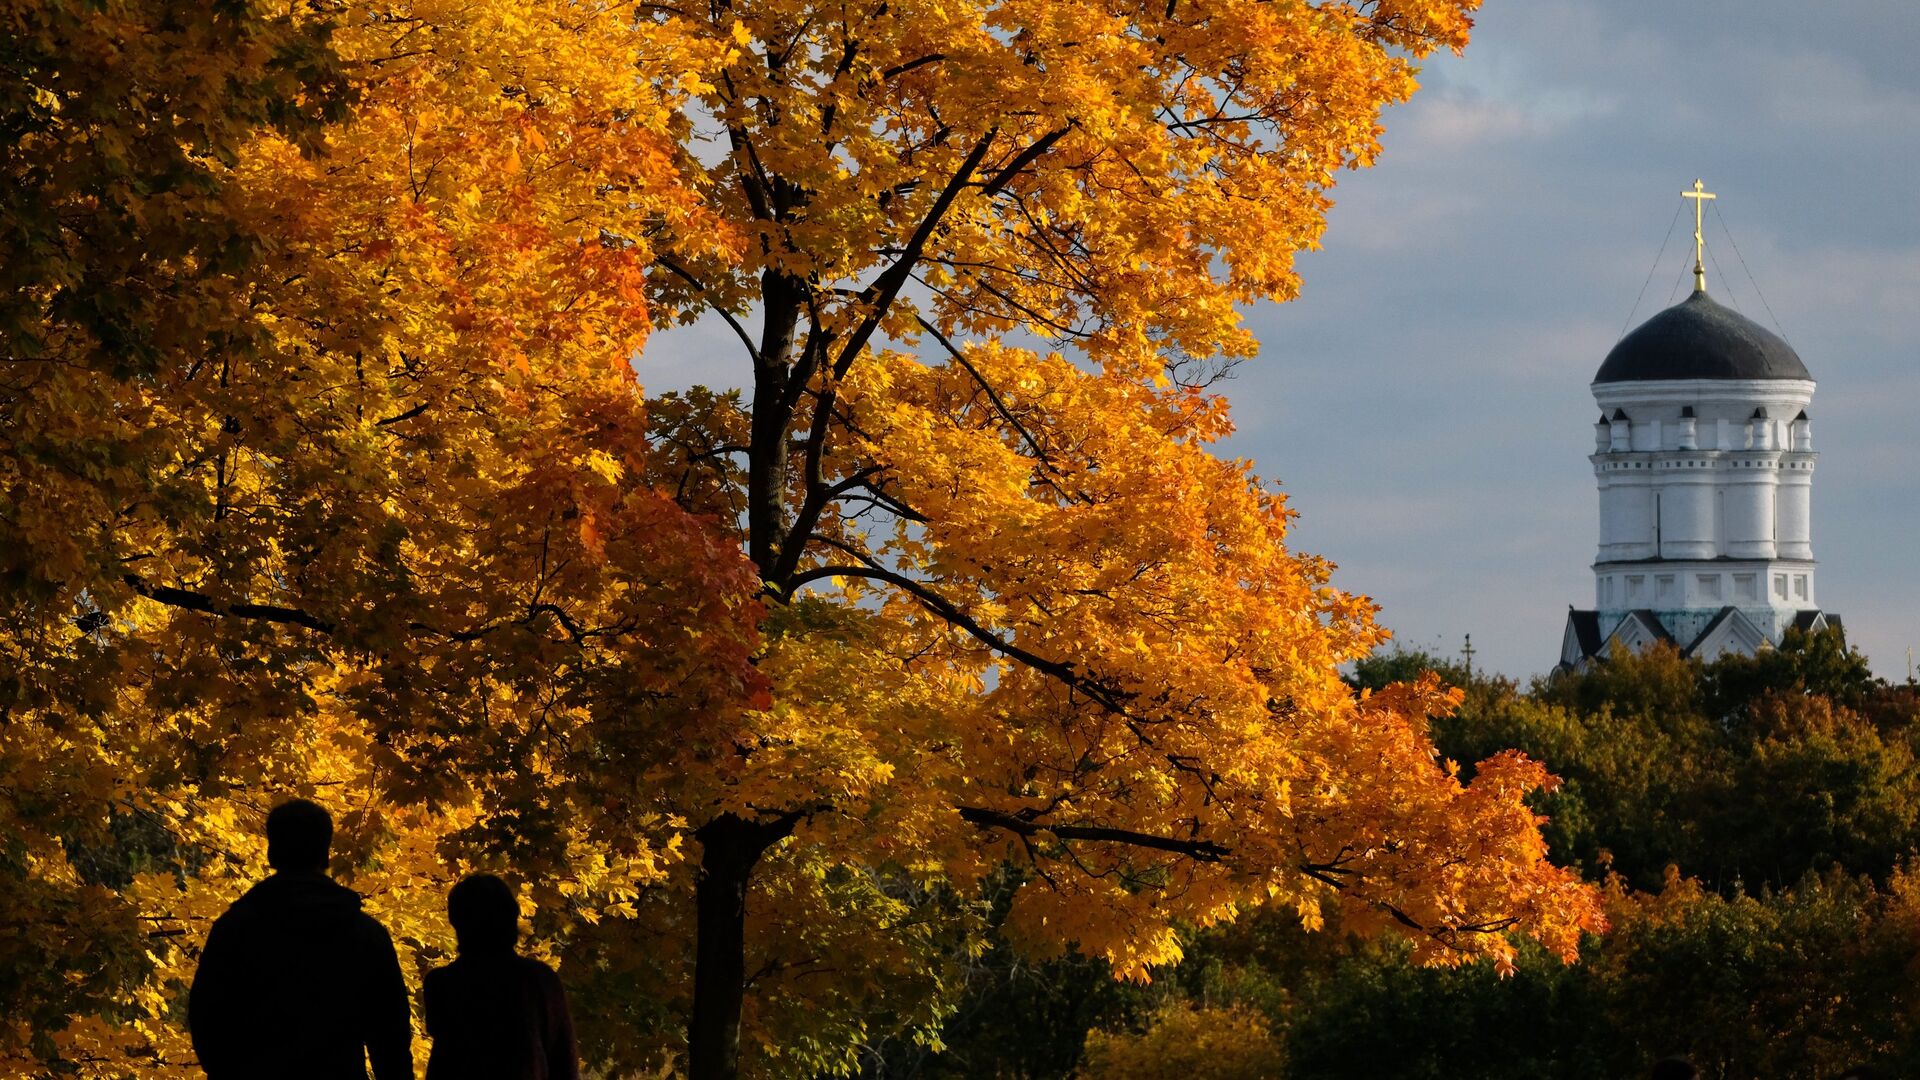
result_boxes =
[1595,290,1809,383]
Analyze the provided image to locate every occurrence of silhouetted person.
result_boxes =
[423,873,579,1080]
[188,799,412,1080]
[1650,1057,1699,1080]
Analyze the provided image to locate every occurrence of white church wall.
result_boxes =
[1592,558,1816,617]
[1592,379,1813,433]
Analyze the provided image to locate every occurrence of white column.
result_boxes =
[1660,475,1717,559]
[1599,473,1657,561]
[1677,416,1699,449]
[1725,466,1778,560]
[1777,464,1813,560]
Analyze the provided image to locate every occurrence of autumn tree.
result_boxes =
[1051,639,1920,1078]
[1267,869,1920,1078]
[1,0,349,1060]
[2,0,1610,1076]
[1432,636,1920,891]
[628,0,1602,1074]
[1063,861,1920,1078]
[3,0,763,1070]
[1080,1002,1284,1080]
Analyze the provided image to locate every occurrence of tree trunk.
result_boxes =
[747,272,801,578]
[688,814,789,1080]
[698,263,803,1077]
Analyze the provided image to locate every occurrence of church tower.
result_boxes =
[1560,182,1839,669]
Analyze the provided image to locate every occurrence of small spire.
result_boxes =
[1682,178,1717,293]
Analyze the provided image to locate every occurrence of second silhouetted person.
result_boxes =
[423,873,580,1080]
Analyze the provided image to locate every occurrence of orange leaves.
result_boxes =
[794,343,1599,986]
[1288,681,1607,974]
[4,0,1583,1071]
[641,0,1482,380]
[235,0,729,393]
[2,1,774,1071]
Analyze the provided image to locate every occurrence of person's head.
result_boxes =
[447,873,521,955]
[1650,1058,1698,1080]
[265,799,333,873]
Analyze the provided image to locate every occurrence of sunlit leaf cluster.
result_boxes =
[0,0,1610,1076]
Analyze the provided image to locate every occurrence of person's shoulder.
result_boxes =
[216,876,278,917]
[206,880,273,936]
[345,906,390,941]
[515,954,563,986]
[350,903,390,930]
[341,903,401,963]
[425,953,499,981]
[207,898,248,931]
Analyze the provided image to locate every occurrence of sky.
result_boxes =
[646,0,1920,681]
[1216,0,1920,680]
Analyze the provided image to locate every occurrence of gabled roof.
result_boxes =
[1589,610,1673,663]
[1567,609,1603,658]
[1618,609,1675,644]
[1791,611,1846,641]
[1559,608,1842,671]
[1686,606,1767,662]
[1690,605,1743,644]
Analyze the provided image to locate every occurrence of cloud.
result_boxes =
[1222,0,1920,679]
[1761,49,1920,130]
[1779,245,1920,348]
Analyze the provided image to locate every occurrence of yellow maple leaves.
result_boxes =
[788,349,1600,984]
[0,0,1612,1075]
[2,0,760,1073]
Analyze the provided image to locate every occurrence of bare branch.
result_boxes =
[975,124,1073,199]
[880,53,946,80]
[829,129,1001,378]
[654,255,765,367]
[374,401,430,427]
[914,314,1093,506]
[122,576,604,647]
[123,575,336,634]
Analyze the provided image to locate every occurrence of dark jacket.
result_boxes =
[188,870,413,1080]
[423,951,579,1080]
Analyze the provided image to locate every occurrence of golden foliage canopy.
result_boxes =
[0,0,1605,1075]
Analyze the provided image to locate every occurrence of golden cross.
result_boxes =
[1682,178,1717,293]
